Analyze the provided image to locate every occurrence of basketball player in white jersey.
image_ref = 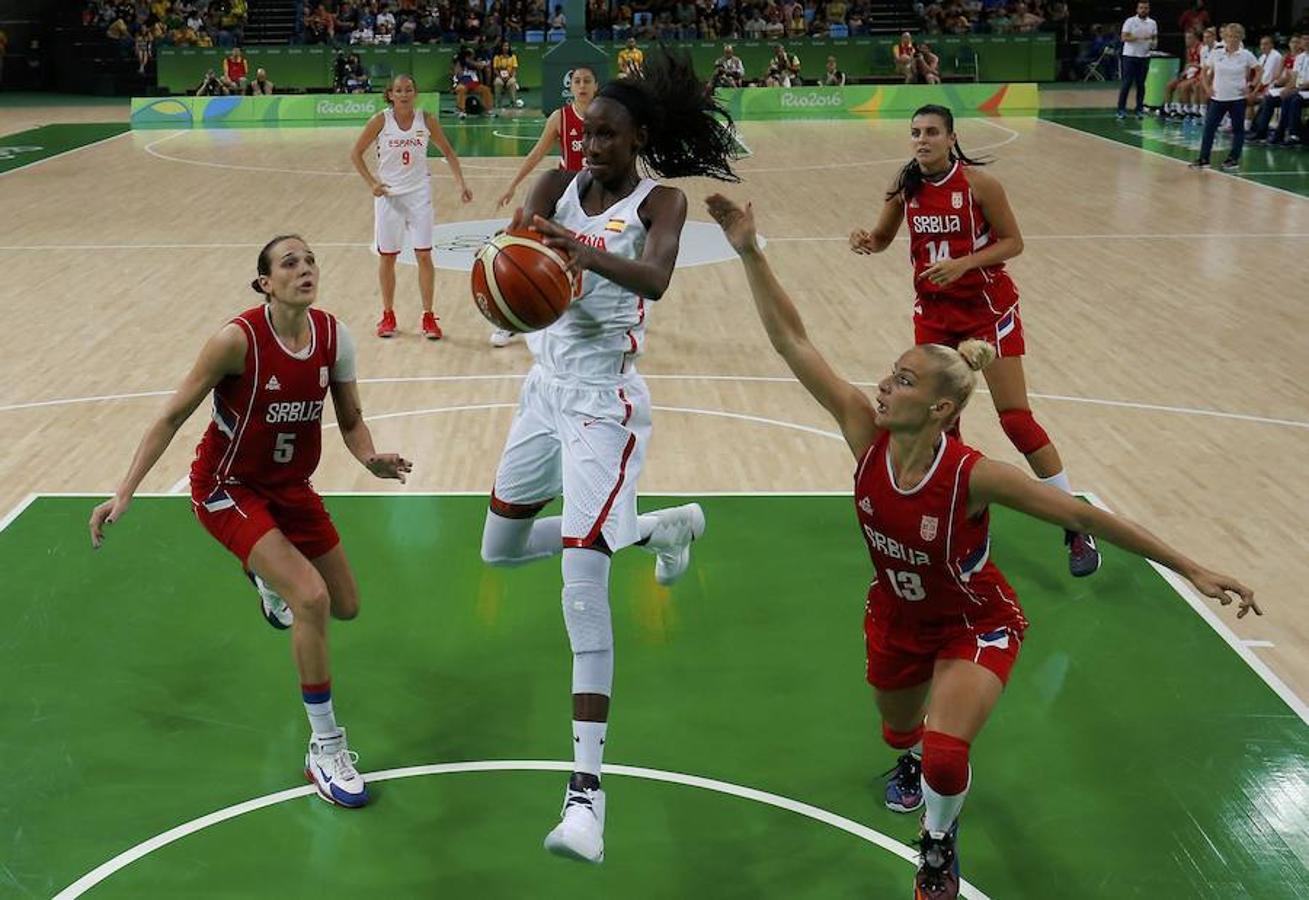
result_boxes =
[350,74,472,341]
[478,49,740,864]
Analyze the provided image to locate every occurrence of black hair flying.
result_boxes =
[596,47,740,182]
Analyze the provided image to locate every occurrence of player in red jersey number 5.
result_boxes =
[708,193,1258,900]
[89,235,411,810]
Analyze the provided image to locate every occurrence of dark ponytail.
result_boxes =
[251,234,303,299]
[886,104,988,202]
[597,47,741,182]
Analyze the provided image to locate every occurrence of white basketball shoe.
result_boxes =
[304,728,370,808]
[489,328,517,348]
[544,773,606,863]
[249,571,293,630]
[644,502,706,586]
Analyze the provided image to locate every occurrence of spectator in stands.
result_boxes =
[617,37,644,77]
[305,4,333,43]
[912,41,941,83]
[715,44,745,87]
[220,46,249,93]
[1012,2,1043,33]
[1178,0,1208,37]
[823,55,846,85]
[1117,0,1157,120]
[786,4,804,37]
[248,66,273,94]
[335,2,359,41]
[846,2,865,35]
[744,8,766,39]
[492,39,520,108]
[453,46,494,116]
[893,32,916,80]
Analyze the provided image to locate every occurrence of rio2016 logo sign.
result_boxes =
[316,98,380,117]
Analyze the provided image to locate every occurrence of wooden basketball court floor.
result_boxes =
[1,101,1307,896]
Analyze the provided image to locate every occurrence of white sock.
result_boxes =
[922,766,970,835]
[481,512,562,565]
[1040,470,1073,495]
[572,720,608,778]
[301,684,338,739]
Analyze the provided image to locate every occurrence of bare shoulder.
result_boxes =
[961,165,1003,193]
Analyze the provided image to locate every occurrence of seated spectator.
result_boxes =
[763,7,785,39]
[911,40,941,82]
[762,42,800,86]
[823,54,847,85]
[195,67,227,95]
[305,4,333,43]
[1267,36,1309,144]
[134,25,153,73]
[350,20,375,44]
[492,38,521,107]
[1248,34,1284,127]
[744,9,766,38]
[892,31,915,79]
[1012,2,1043,32]
[247,66,273,93]
[846,2,866,34]
[550,4,566,28]
[714,44,745,87]
[1250,34,1297,141]
[415,11,440,42]
[453,46,494,117]
[787,4,805,37]
[220,46,249,93]
[617,36,644,77]
[828,0,848,27]
[336,2,359,41]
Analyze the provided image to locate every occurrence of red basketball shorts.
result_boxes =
[191,480,340,566]
[914,303,1026,358]
[864,605,1025,691]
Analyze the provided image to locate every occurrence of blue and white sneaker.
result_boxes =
[248,571,293,629]
[913,819,960,900]
[882,751,924,813]
[304,728,369,808]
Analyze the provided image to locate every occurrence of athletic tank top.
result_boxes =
[560,102,586,172]
[191,306,338,493]
[854,431,1026,633]
[526,173,660,380]
[376,107,430,196]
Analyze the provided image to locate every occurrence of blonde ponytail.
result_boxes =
[957,338,996,373]
[920,340,996,421]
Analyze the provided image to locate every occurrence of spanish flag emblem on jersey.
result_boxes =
[605,218,626,233]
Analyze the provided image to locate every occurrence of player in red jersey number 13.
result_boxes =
[89,236,411,810]
[708,193,1258,900]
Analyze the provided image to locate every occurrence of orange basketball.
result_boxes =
[471,228,577,333]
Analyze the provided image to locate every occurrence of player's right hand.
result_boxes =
[1189,566,1261,619]
[89,495,130,549]
[372,181,390,197]
[850,229,877,254]
[705,193,758,255]
[497,189,515,208]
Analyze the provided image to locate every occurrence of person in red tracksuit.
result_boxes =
[707,192,1258,900]
[89,235,411,810]
[850,103,1102,579]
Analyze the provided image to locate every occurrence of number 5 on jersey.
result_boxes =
[273,432,296,464]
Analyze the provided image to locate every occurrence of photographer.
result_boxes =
[195,69,227,96]
[823,55,847,86]
[763,43,801,87]
[910,42,941,84]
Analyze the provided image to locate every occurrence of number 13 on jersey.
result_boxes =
[885,568,926,601]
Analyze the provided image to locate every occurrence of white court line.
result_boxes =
[1242,640,1276,648]
[490,130,540,142]
[7,374,1305,431]
[0,493,38,532]
[50,759,992,900]
[1083,492,1308,727]
[0,130,130,179]
[142,129,515,179]
[1038,117,1309,203]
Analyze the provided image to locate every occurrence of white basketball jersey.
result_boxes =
[526,174,661,380]
[376,107,430,196]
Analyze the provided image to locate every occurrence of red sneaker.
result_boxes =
[376,309,397,338]
[421,311,442,340]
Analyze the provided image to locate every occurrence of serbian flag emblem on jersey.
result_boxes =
[920,515,939,541]
[951,191,964,209]
[605,218,626,233]
[996,309,1016,342]
[976,628,1010,651]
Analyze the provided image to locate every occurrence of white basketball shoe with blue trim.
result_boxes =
[304,728,369,808]
[249,571,293,630]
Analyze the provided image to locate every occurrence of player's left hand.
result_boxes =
[457,180,473,203]
[365,453,413,483]
[1189,566,1261,618]
[922,256,970,286]
[532,214,591,274]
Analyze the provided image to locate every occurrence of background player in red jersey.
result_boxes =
[849,104,1101,579]
[708,193,1257,900]
[88,235,411,810]
[490,65,599,348]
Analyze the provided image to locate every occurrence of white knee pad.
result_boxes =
[561,547,612,654]
[572,648,614,696]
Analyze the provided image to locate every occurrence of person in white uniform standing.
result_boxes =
[1117,0,1157,119]
[351,73,472,341]
[478,49,740,865]
[1192,23,1260,170]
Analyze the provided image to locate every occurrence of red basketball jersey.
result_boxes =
[854,430,1026,632]
[1187,42,1201,68]
[559,102,586,172]
[191,305,338,493]
[904,160,1018,311]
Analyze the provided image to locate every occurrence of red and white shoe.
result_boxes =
[376,309,397,338]
[421,311,443,340]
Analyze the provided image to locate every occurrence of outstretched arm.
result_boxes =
[969,459,1259,618]
[498,108,563,207]
[89,324,247,547]
[850,181,905,255]
[707,193,880,460]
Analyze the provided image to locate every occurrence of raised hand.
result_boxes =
[704,193,757,255]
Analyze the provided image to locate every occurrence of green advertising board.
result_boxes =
[719,82,1038,120]
[130,93,440,128]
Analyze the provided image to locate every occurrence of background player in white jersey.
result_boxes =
[351,74,472,341]
[478,49,740,864]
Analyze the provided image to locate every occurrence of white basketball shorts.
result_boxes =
[491,365,652,552]
[374,187,433,255]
